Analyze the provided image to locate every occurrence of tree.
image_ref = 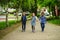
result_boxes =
[0,0,10,27]
[38,0,60,16]
[8,0,23,22]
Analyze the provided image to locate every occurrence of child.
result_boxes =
[39,11,46,32]
[21,12,27,32]
[31,13,36,33]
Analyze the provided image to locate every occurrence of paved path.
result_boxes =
[1,21,60,40]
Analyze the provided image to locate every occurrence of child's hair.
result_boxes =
[22,12,26,16]
[41,11,45,16]
[32,12,35,16]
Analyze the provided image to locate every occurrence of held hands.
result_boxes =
[35,16,39,22]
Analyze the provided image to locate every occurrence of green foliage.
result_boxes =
[0,20,17,30]
[27,14,32,18]
[8,0,22,9]
[47,16,60,20]
[22,0,31,11]
[0,0,10,6]
[48,19,60,25]
[37,13,40,18]
[0,0,37,13]
[0,21,6,30]
[47,16,60,25]
[38,0,57,7]
[37,0,60,16]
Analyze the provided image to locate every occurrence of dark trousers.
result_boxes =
[22,23,26,31]
[32,26,35,32]
[41,23,45,32]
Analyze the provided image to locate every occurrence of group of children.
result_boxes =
[21,11,46,33]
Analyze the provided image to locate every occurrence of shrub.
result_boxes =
[37,13,40,18]
[47,16,60,21]
[0,20,17,30]
[48,19,60,25]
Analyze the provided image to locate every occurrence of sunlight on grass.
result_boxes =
[48,19,60,25]
[0,20,16,30]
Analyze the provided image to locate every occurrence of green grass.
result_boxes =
[0,20,17,30]
[48,19,60,25]
[0,21,6,30]
[8,14,14,16]
[8,20,16,26]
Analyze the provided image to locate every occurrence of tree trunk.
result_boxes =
[16,12,18,22]
[6,12,8,27]
[55,5,58,16]
[34,0,37,16]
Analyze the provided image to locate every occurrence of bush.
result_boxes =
[47,16,60,25]
[0,22,6,30]
[46,16,60,21]
[37,13,40,18]
[46,16,55,20]
[0,20,17,30]
[27,14,32,18]
[48,19,60,25]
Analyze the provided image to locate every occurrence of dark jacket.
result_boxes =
[21,16,27,24]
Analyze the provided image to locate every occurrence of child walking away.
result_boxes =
[21,12,27,32]
[31,13,36,33]
[39,11,46,32]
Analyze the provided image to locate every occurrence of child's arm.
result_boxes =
[35,16,39,22]
[45,17,46,23]
[26,16,27,21]
[39,16,41,21]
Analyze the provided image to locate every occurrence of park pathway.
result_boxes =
[1,21,60,40]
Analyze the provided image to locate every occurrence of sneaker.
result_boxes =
[32,30,35,33]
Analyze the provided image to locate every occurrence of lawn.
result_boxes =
[0,20,17,30]
[48,19,60,25]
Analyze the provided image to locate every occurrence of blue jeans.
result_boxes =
[41,23,45,32]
